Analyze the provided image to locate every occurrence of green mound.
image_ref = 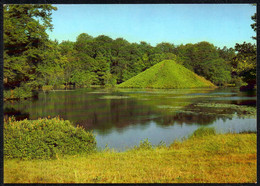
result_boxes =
[118,60,216,89]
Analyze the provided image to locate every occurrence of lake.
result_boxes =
[4,87,256,151]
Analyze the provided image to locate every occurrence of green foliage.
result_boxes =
[4,4,253,92]
[4,4,57,88]
[155,42,175,53]
[4,117,96,160]
[118,60,216,88]
[103,72,117,87]
[174,41,232,85]
[36,42,67,88]
[251,4,256,40]
[74,33,94,54]
[70,71,97,87]
[42,85,54,91]
[190,127,216,138]
[232,42,256,88]
[202,58,231,85]
[4,83,33,100]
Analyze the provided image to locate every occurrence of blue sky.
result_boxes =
[47,4,256,48]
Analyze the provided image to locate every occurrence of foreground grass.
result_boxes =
[4,133,256,183]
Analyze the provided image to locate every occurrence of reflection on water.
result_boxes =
[4,87,256,150]
[95,117,256,150]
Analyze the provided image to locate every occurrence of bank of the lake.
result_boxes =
[4,131,256,183]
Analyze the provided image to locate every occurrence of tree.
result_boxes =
[251,4,257,40]
[74,33,93,51]
[70,70,95,87]
[94,55,110,85]
[228,6,256,89]
[232,42,256,89]
[217,46,236,63]
[203,59,231,86]
[173,42,222,83]
[192,42,220,75]
[35,40,68,88]
[4,4,57,89]
[110,38,130,83]
[93,35,113,59]
[59,40,75,56]
[173,44,195,70]
[155,42,175,53]
[58,41,77,86]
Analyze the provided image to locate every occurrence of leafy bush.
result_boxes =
[4,117,96,160]
[190,127,216,138]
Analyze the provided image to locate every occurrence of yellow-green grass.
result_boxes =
[118,60,216,89]
[4,133,256,183]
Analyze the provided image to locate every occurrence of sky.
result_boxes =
[47,4,256,48]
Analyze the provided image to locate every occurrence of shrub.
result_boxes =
[4,117,96,160]
[190,127,216,138]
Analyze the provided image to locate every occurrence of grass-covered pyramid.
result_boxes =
[118,60,216,89]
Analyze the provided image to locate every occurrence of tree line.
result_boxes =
[3,5,256,99]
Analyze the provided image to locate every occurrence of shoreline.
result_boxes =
[4,131,256,183]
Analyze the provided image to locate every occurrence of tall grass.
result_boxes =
[4,121,256,183]
[4,132,256,183]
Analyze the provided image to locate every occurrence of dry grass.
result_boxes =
[4,133,256,183]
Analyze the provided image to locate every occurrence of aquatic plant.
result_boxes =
[195,103,256,118]
[99,95,130,99]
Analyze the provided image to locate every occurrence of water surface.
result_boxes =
[4,87,256,150]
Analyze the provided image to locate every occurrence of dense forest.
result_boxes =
[3,4,257,100]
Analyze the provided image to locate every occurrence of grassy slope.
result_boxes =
[118,60,216,89]
[4,133,256,183]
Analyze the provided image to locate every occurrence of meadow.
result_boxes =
[4,118,256,183]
